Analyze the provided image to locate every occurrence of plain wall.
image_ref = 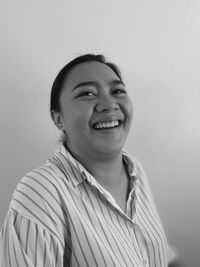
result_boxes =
[0,1,199,266]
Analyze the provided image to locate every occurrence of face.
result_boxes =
[53,61,133,160]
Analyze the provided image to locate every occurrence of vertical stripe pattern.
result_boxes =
[0,144,174,266]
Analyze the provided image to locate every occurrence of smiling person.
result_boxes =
[0,54,176,267]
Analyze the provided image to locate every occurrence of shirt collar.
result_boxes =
[53,144,138,187]
[122,149,138,178]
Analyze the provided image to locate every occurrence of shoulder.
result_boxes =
[10,150,73,222]
[13,145,78,205]
[9,160,70,243]
[14,161,64,203]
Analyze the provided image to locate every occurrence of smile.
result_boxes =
[93,120,122,130]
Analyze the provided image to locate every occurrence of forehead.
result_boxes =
[62,61,120,88]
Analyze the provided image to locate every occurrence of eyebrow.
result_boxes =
[72,79,125,91]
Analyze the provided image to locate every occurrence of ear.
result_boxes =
[50,110,63,130]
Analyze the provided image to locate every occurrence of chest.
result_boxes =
[106,171,131,213]
[64,182,168,267]
[109,187,128,213]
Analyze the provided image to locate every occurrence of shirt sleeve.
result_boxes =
[0,209,67,267]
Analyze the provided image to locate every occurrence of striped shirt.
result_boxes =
[0,144,174,267]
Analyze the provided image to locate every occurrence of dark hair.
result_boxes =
[50,54,123,113]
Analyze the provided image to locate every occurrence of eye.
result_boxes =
[112,88,127,95]
[76,90,96,98]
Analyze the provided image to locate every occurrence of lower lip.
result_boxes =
[93,124,122,132]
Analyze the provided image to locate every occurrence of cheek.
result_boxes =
[64,105,92,134]
[123,97,134,120]
[73,116,88,131]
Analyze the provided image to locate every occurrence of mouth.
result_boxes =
[92,120,123,130]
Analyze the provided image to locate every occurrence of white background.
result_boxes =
[0,1,200,266]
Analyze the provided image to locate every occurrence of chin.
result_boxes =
[94,142,124,156]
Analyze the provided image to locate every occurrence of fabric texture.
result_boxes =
[0,145,174,267]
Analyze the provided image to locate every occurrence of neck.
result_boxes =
[79,150,129,211]
[68,146,125,189]
[88,153,124,187]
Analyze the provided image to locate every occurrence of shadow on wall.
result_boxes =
[168,260,185,267]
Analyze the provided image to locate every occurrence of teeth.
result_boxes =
[94,120,120,129]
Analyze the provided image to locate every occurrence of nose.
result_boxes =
[95,94,119,112]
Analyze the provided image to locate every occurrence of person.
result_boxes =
[0,54,176,266]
